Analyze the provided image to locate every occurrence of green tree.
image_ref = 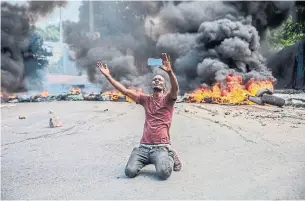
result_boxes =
[269,16,304,50]
[36,24,60,42]
[45,24,60,42]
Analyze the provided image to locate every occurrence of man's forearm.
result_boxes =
[168,71,179,96]
[105,75,128,94]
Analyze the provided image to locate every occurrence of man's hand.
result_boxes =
[96,61,139,101]
[159,53,179,100]
[97,61,110,77]
[159,53,173,73]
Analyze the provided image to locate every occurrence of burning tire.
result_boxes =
[246,88,286,107]
[261,94,285,107]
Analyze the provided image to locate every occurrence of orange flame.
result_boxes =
[101,89,124,101]
[245,78,274,95]
[40,90,49,97]
[126,87,144,102]
[185,73,274,105]
[101,88,144,102]
[70,87,81,95]
[8,94,18,99]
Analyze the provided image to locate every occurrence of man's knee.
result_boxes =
[125,165,138,178]
[156,160,173,180]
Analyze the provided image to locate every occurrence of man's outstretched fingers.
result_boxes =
[162,53,167,61]
[97,61,103,69]
[162,53,170,62]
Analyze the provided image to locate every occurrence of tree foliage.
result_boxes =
[269,16,305,49]
[37,24,60,42]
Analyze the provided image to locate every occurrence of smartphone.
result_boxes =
[147,58,162,67]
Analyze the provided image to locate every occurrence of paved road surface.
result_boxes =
[1,101,305,199]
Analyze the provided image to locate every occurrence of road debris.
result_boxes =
[225,111,231,115]
[18,115,26,119]
[49,110,63,128]
[232,113,239,117]
[259,120,266,126]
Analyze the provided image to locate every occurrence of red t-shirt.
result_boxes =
[136,93,176,144]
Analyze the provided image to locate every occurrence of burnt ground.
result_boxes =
[1,101,305,199]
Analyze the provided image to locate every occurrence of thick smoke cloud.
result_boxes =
[64,1,294,93]
[165,16,272,89]
[64,1,163,92]
[1,1,66,93]
[225,1,293,38]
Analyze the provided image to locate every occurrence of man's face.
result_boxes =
[151,75,165,91]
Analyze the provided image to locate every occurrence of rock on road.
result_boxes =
[1,101,305,199]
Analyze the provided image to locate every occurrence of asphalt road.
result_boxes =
[1,101,305,199]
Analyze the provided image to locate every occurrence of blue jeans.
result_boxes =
[125,145,174,180]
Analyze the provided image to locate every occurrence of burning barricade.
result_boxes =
[182,73,285,107]
[0,74,287,107]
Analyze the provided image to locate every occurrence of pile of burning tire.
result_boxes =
[0,92,129,104]
[1,88,286,107]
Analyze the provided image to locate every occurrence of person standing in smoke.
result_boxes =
[97,53,182,180]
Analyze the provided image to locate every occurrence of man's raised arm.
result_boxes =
[159,53,179,100]
[97,62,138,101]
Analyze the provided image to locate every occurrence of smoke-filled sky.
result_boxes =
[1,0,67,93]
[63,1,294,93]
[8,0,80,27]
[1,1,296,94]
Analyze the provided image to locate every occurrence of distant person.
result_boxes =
[97,53,182,180]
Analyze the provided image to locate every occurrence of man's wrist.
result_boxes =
[105,74,112,79]
[167,70,174,75]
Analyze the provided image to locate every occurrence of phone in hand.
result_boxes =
[147,58,163,67]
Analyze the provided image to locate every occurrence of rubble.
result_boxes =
[0,92,131,104]
[19,115,26,119]
[274,91,305,108]
[0,88,304,109]
[224,111,231,115]
[49,110,62,128]
[66,93,84,101]
[274,89,305,94]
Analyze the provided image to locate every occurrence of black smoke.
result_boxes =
[64,1,294,93]
[1,1,66,93]
[225,1,293,38]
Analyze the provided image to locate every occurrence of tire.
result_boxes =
[256,88,273,97]
[261,94,285,107]
[247,95,264,105]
